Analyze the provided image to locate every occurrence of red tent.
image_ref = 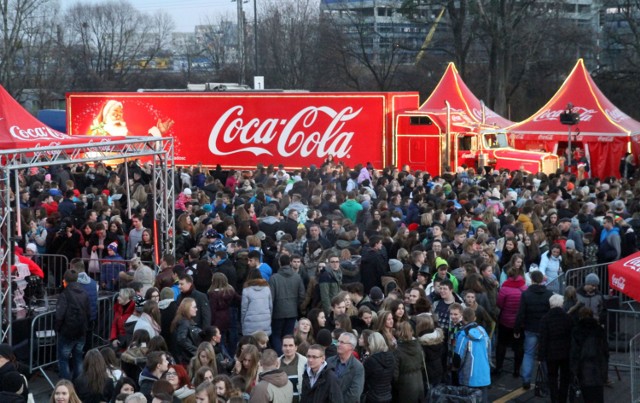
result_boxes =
[508,59,640,179]
[0,85,96,149]
[419,63,514,128]
[609,251,640,302]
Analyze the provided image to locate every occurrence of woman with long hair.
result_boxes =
[110,376,137,402]
[133,300,161,338]
[208,273,240,350]
[135,229,155,264]
[175,213,196,260]
[307,308,326,339]
[500,253,527,286]
[108,220,126,256]
[294,317,314,346]
[50,380,82,403]
[189,342,218,381]
[193,366,215,388]
[415,313,445,386]
[388,299,408,328]
[171,297,199,364]
[73,349,115,403]
[199,326,234,375]
[499,237,519,269]
[522,233,541,268]
[374,310,396,349]
[162,364,195,402]
[232,344,260,394]
[120,329,150,381]
[212,374,236,400]
[539,243,563,293]
[392,321,425,402]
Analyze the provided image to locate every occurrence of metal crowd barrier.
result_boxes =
[33,254,69,294]
[28,292,116,389]
[72,257,154,291]
[630,332,640,403]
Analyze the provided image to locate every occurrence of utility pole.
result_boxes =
[235,0,245,84]
[254,0,258,75]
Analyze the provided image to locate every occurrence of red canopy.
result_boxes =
[509,59,640,178]
[0,85,95,150]
[609,251,640,302]
[420,63,514,128]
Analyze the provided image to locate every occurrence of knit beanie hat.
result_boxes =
[389,259,403,273]
[107,242,119,253]
[585,273,600,287]
[435,257,449,270]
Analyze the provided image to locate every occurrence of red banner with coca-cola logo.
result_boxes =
[66,92,413,168]
[609,251,640,302]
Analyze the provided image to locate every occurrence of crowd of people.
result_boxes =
[4,157,638,403]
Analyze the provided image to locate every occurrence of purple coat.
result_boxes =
[497,276,527,328]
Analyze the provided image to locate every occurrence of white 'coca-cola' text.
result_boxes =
[10,125,70,140]
[611,274,626,290]
[208,106,361,158]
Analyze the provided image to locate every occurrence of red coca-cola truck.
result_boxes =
[66,91,558,174]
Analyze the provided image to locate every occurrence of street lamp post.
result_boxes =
[560,103,580,170]
[254,0,258,76]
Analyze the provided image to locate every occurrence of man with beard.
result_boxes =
[90,99,174,137]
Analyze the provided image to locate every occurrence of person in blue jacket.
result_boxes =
[454,307,491,403]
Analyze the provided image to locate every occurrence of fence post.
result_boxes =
[631,332,640,403]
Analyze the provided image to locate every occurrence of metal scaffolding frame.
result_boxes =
[0,136,175,344]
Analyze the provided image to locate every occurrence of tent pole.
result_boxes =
[14,173,20,239]
[125,160,131,219]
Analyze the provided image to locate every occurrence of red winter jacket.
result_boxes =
[110,300,135,341]
[497,276,527,328]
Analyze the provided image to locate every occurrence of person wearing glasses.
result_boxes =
[301,344,343,403]
[326,332,364,403]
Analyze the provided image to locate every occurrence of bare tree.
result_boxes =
[318,0,407,91]
[63,0,174,90]
[256,0,322,89]
[0,0,56,95]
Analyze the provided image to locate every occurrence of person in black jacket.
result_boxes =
[363,332,394,403]
[514,270,553,390]
[415,313,445,387]
[538,294,573,403]
[55,269,91,380]
[360,236,389,294]
[570,307,609,403]
[170,298,200,365]
[177,274,211,329]
[301,344,343,403]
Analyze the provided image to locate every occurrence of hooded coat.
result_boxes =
[269,265,306,319]
[497,276,527,328]
[392,338,425,403]
[363,351,395,403]
[570,317,609,387]
[454,322,491,387]
[249,368,294,403]
[241,278,273,335]
[514,284,553,334]
[418,327,445,385]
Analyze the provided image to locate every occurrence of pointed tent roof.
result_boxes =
[508,59,640,137]
[419,62,514,128]
[0,85,96,150]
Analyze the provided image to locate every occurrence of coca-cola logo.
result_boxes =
[208,105,359,158]
[623,257,640,272]
[605,108,629,123]
[533,107,597,122]
[460,153,476,159]
[10,125,70,140]
[611,274,626,290]
[596,136,615,143]
[471,107,501,121]
[538,134,554,140]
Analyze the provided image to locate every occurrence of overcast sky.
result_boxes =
[59,0,239,32]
